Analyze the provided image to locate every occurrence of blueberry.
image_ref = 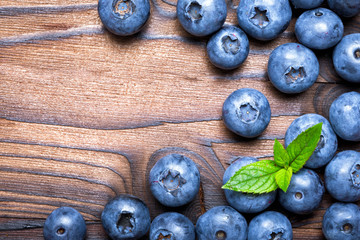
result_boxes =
[149,153,200,207]
[43,207,86,240]
[248,211,293,240]
[223,157,277,213]
[267,43,319,94]
[195,206,247,240]
[327,0,360,18]
[206,26,250,70]
[101,194,151,240]
[278,168,325,214]
[324,150,360,202]
[222,88,271,138]
[98,0,150,36]
[329,91,360,141]
[285,114,338,168]
[237,0,292,41]
[290,0,324,9]
[322,202,360,240]
[333,33,360,83]
[150,212,195,240]
[176,0,227,37]
[295,8,344,50]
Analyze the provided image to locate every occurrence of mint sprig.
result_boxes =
[222,122,323,194]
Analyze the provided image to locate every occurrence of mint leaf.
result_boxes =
[273,139,290,167]
[222,122,323,194]
[222,160,282,194]
[287,122,323,173]
[275,167,293,192]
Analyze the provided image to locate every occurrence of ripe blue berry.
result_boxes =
[329,91,360,141]
[222,88,271,138]
[285,114,338,168]
[207,26,249,70]
[290,0,324,9]
[43,207,86,240]
[325,150,360,202]
[223,157,276,213]
[278,168,325,214]
[150,212,195,240]
[322,202,360,240]
[267,43,319,94]
[248,211,293,240]
[98,0,150,36]
[149,153,200,207]
[101,194,151,240]
[327,0,360,18]
[176,0,227,37]
[295,8,344,50]
[196,206,248,240]
[237,0,292,41]
[333,33,360,83]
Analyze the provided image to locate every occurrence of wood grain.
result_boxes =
[0,0,359,239]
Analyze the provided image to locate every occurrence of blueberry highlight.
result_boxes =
[278,168,325,215]
[322,202,360,240]
[237,0,292,41]
[43,207,86,240]
[149,153,200,207]
[195,206,247,240]
[248,211,293,240]
[268,43,319,94]
[101,194,151,240]
[222,88,271,138]
[329,91,360,141]
[177,0,227,37]
[295,8,344,50]
[150,212,195,240]
[333,33,360,83]
[98,0,150,36]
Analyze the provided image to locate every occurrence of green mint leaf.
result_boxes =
[287,122,323,173]
[275,167,293,192]
[222,160,282,194]
[273,139,290,167]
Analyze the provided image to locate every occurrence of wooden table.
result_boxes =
[0,0,359,239]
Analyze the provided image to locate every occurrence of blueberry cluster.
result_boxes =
[42,0,360,239]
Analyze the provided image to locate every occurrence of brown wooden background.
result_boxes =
[0,0,359,239]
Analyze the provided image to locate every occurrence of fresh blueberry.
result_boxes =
[248,211,293,240]
[98,0,150,36]
[333,33,360,83]
[327,0,360,18]
[101,194,151,240]
[223,157,277,213]
[329,91,360,141]
[237,0,292,41]
[322,202,360,240]
[196,206,247,240]
[325,150,360,202]
[290,0,324,9]
[222,88,271,138]
[149,153,200,207]
[278,168,325,214]
[43,207,86,240]
[206,26,250,70]
[295,8,344,50]
[176,0,227,37]
[150,212,195,240]
[267,43,319,94]
[285,114,338,168]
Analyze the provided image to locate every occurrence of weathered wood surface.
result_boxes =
[0,0,359,239]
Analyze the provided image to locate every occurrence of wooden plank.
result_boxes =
[0,0,359,239]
